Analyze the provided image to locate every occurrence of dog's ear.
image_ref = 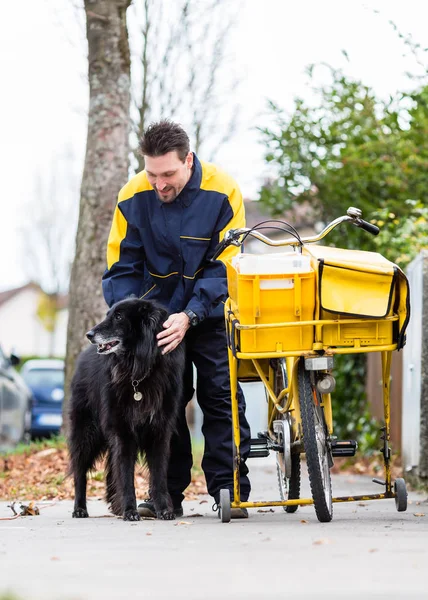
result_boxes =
[131,302,165,381]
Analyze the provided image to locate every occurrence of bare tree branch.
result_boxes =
[131,0,242,167]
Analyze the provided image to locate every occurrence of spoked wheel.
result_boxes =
[271,358,301,513]
[298,360,333,522]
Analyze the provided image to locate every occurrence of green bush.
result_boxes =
[332,354,380,454]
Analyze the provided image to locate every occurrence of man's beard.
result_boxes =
[154,186,178,203]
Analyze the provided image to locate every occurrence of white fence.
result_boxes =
[402,250,428,478]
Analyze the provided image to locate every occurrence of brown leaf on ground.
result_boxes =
[34,448,58,459]
[20,502,40,516]
[313,538,331,545]
[0,442,207,502]
[413,513,425,517]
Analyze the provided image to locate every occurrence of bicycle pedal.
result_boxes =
[249,438,270,458]
[331,439,358,457]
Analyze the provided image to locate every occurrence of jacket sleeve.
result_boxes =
[102,201,146,307]
[185,184,245,320]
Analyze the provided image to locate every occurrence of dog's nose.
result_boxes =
[86,330,95,341]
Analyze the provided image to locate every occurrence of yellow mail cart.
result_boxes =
[214,207,410,522]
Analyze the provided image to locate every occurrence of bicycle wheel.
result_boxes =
[271,359,301,512]
[298,360,333,522]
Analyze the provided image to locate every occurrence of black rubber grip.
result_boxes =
[355,219,380,236]
[211,238,230,261]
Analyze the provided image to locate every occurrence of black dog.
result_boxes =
[67,298,184,521]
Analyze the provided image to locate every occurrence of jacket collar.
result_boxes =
[177,153,202,207]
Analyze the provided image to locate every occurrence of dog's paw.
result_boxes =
[157,510,176,521]
[72,507,89,518]
[123,509,141,521]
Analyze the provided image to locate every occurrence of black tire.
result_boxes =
[394,478,407,512]
[272,359,301,513]
[219,488,231,523]
[277,453,301,513]
[21,401,32,444]
[298,360,333,522]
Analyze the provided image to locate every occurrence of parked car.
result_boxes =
[20,359,65,438]
[0,346,32,449]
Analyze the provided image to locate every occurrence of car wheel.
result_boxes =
[21,403,32,444]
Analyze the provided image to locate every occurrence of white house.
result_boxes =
[0,283,68,358]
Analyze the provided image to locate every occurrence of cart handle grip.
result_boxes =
[353,218,380,236]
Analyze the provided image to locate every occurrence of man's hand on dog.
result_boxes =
[157,312,190,354]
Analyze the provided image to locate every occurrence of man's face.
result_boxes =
[145,151,193,203]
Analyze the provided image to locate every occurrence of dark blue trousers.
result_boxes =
[167,318,251,505]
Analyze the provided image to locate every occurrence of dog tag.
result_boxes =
[134,391,143,401]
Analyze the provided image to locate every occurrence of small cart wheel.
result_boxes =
[219,489,231,523]
[394,478,408,512]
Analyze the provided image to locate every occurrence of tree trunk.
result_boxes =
[63,0,132,432]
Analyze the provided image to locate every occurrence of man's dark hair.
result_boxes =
[139,120,190,161]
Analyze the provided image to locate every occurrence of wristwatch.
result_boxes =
[183,309,199,327]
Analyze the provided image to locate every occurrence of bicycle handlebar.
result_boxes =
[211,206,379,261]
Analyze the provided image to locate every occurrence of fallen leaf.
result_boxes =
[313,538,331,545]
[368,548,378,553]
[257,509,274,513]
[146,532,152,536]
[358,503,367,507]
[199,500,208,504]
[413,513,425,517]
[34,448,57,459]
[175,520,192,525]
[300,519,308,524]
[353,463,366,474]
[20,502,40,516]
[50,556,60,561]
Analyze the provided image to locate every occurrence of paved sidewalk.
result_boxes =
[1,457,427,600]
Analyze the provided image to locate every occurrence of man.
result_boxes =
[102,120,251,518]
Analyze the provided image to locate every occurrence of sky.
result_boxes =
[1,0,428,291]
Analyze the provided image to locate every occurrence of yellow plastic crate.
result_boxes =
[226,259,316,353]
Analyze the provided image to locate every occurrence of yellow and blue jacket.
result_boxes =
[102,154,244,320]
